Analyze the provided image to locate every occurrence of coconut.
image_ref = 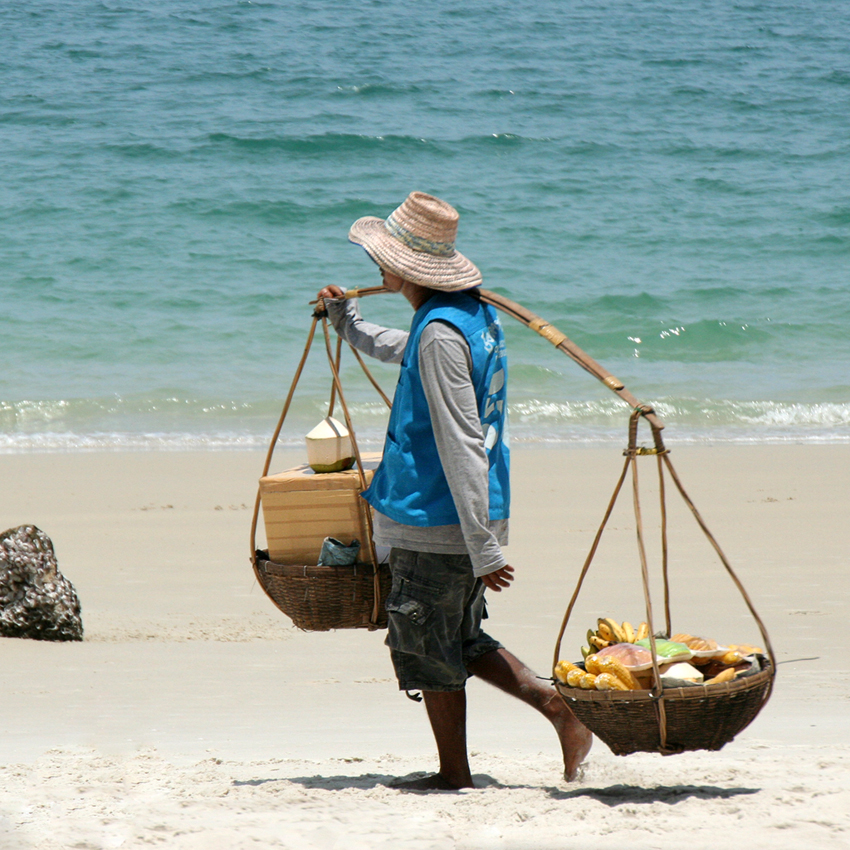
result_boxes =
[305,417,355,473]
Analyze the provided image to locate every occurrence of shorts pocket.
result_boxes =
[385,595,435,628]
[385,592,436,656]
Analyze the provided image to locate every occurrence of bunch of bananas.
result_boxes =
[581,617,649,657]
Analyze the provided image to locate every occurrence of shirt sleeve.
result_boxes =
[418,321,507,577]
[325,295,408,364]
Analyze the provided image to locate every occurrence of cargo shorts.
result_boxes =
[384,548,503,692]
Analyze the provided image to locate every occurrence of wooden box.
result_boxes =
[259,453,381,565]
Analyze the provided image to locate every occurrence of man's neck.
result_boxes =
[402,281,435,311]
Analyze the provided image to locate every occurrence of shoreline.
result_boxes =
[2,432,850,456]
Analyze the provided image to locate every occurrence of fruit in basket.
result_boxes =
[671,634,721,653]
[667,634,726,665]
[596,656,641,689]
[705,668,736,685]
[554,660,582,684]
[636,638,692,661]
[584,654,603,675]
[688,638,719,653]
[727,643,764,656]
[595,672,630,691]
[597,642,654,671]
[566,668,585,688]
[597,618,626,643]
[579,672,599,689]
[587,618,650,650]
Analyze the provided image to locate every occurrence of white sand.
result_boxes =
[1,445,849,848]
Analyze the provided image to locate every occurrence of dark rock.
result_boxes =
[0,525,83,641]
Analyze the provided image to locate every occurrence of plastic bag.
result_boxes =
[317,537,360,566]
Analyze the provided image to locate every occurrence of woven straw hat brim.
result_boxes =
[349,216,482,292]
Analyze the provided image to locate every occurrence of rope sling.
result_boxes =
[249,286,774,754]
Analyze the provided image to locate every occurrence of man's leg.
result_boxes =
[466,647,592,781]
[390,689,472,790]
[385,550,481,790]
[419,689,474,789]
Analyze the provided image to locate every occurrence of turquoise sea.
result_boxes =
[2,0,849,451]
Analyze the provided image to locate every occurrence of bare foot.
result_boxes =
[466,649,592,782]
[551,703,592,781]
[389,772,469,792]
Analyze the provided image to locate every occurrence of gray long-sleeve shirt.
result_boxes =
[326,295,508,577]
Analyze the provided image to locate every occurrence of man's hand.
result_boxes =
[480,564,515,592]
[317,285,345,301]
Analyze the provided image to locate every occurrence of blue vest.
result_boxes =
[362,292,510,527]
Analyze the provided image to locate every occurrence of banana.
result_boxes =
[589,635,611,651]
[705,668,736,685]
[621,621,636,643]
[636,622,650,641]
[717,650,745,666]
[554,660,581,684]
[580,645,591,659]
[596,620,615,642]
[599,617,626,643]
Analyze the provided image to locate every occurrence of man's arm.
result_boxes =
[419,321,514,591]
[317,286,407,364]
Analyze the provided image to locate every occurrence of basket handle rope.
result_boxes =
[327,334,343,418]
[553,407,776,754]
[249,315,319,574]
[318,316,384,626]
[249,309,391,629]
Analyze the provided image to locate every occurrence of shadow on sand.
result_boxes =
[232,772,503,793]
[546,783,761,806]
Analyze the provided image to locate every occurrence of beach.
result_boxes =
[2,444,848,849]
[3,1,849,845]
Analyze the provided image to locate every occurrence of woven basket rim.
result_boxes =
[252,550,390,632]
[256,555,385,580]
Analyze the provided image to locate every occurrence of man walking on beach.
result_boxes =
[317,192,591,790]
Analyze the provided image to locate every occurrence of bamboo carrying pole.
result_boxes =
[325,286,665,431]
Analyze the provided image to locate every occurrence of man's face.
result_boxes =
[380,268,405,292]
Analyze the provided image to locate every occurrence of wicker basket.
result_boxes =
[254,550,391,631]
[249,315,393,632]
[553,410,777,756]
[556,657,774,756]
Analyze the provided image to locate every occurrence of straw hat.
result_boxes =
[349,192,482,291]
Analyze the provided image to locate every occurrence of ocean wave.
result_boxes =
[0,432,270,453]
[512,398,850,429]
[2,396,849,453]
[333,82,436,98]
[202,132,436,156]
